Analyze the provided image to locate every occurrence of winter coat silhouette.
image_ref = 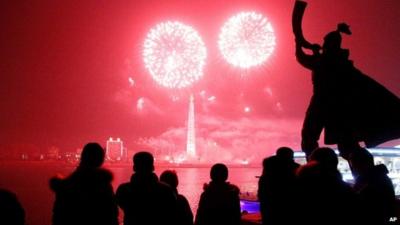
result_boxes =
[195,164,241,225]
[50,143,118,225]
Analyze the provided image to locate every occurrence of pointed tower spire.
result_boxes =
[186,94,196,158]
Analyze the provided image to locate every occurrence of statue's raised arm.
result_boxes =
[292,1,314,49]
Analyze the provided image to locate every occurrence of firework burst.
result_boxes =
[219,12,276,69]
[143,21,207,89]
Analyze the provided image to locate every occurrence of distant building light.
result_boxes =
[106,137,125,161]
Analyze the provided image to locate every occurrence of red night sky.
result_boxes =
[1,0,400,159]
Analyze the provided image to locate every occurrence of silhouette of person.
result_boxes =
[275,146,300,172]
[195,163,241,225]
[349,148,397,225]
[49,142,118,225]
[258,147,299,225]
[0,189,25,225]
[295,147,361,225]
[160,170,193,225]
[295,22,400,161]
[116,152,178,225]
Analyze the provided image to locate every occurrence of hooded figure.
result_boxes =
[295,22,400,160]
[49,143,118,225]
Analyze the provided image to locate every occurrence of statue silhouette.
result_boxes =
[292,1,400,161]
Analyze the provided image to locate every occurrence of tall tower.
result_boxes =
[186,94,196,158]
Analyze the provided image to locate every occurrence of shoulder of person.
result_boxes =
[94,168,114,183]
[227,183,240,195]
[116,182,131,194]
[158,180,176,193]
[49,174,66,192]
[177,194,188,201]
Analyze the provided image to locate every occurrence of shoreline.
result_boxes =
[0,160,263,168]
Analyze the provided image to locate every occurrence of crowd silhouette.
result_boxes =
[2,144,398,225]
[295,147,361,225]
[350,148,397,225]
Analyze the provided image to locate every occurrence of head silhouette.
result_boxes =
[309,147,338,170]
[133,151,154,173]
[276,147,294,160]
[79,143,105,168]
[160,170,178,189]
[350,148,374,166]
[210,163,228,183]
[261,156,279,175]
[323,31,342,51]
[349,148,374,177]
[323,23,351,53]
